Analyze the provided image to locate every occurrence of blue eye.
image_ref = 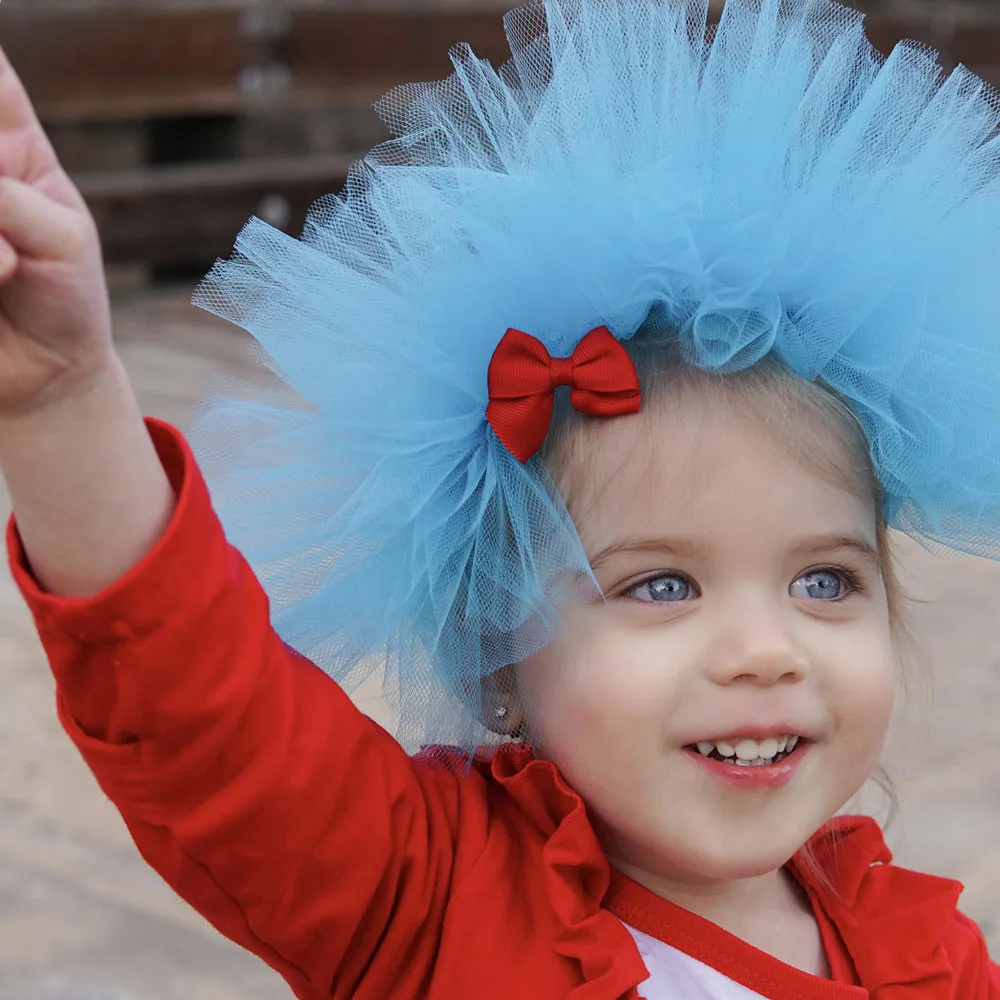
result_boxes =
[791,569,853,600]
[628,574,693,603]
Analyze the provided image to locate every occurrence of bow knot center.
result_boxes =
[550,356,575,387]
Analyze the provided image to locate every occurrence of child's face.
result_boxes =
[517,399,896,885]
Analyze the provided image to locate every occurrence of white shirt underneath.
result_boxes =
[626,924,770,1000]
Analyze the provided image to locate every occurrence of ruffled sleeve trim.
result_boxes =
[486,744,647,998]
[791,816,965,999]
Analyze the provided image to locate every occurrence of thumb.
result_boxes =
[0,175,92,262]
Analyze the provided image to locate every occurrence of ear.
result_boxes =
[480,664,525,739]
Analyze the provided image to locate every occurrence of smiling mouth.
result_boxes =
[684,735,805,767]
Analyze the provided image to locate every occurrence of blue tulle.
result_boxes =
[192,0,1000,752]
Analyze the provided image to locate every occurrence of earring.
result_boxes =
[491,703,524,740]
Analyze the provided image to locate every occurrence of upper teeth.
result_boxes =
[694,735,799,760]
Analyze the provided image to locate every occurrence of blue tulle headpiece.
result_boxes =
[192,0,1000,752]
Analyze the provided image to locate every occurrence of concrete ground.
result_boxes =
[1,287,998,997]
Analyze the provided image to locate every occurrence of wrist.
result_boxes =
[0,347,127,458]
[1,351,176,598]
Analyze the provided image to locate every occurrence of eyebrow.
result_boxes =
[787,533,881,566]
[588,532,880,570]
[589,537,709,569]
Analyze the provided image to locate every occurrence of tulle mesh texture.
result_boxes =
[192,0,1000,754]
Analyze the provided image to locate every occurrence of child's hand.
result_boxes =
[0,46,113,418]
[0,47,174,598]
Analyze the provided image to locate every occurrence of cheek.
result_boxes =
[518,617,677,759]
[827,625,897,768]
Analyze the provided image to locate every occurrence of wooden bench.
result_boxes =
[1,5,512,124]
[2,1,997,269]
[0,3,510,268]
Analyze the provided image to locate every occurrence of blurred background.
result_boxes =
[1,0,1000,997]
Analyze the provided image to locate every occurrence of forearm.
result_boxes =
[8,418,471,996]
[0,352,175,597]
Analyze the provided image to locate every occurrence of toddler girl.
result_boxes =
[2,0,999,996]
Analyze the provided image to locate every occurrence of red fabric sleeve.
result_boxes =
[946,910,1000,998]
[7,419,489,1000]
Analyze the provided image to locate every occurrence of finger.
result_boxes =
[0,234,16,284]
[0,46,60,178]
[0,176,91,261]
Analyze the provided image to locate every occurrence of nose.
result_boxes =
[705,606,809,688]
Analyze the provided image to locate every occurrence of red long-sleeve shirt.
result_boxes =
[9,419,999,999]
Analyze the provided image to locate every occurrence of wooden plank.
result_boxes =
[0,7,510,123]
[949,24,1000,69]
[288,10,513,85]
[0,8,254,122]
[0,0,509,10]
[9,1,998,123]
[862,14,947,60]
[78,154,352,265]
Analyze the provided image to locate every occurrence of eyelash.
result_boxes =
[822,565,865,599]
[620,564,866,602]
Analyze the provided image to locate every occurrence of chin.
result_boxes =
[684,841,805,882]
[659,779,847,881]
[638,811,828,884]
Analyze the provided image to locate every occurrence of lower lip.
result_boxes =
[684,744,810,790]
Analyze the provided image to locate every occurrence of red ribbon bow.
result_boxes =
[486,327,642,462]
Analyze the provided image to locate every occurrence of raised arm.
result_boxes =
[0,47,485,998]
[0,46,175,597]
[8,421,483,998]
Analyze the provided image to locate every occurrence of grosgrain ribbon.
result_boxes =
[486,327,642,462]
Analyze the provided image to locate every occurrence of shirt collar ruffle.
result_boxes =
[791,815,965,999]
[483,746,966,999]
